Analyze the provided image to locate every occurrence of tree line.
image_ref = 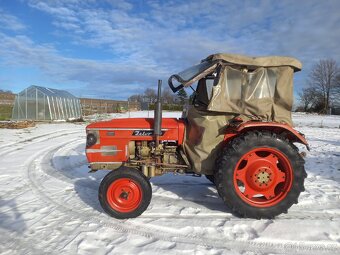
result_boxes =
[297,59,340,113]
[128,87,188,105]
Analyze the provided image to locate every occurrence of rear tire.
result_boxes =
[215,131,306,219]
[205,174,215,185]
[99,167,152,219]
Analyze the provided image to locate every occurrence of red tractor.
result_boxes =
[86,53,308,219]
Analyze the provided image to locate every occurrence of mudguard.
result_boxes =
[224,121,310,151]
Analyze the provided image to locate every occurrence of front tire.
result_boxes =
[215,131,306,219]
[99,167,152,219]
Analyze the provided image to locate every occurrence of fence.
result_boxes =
[80,98,140,116]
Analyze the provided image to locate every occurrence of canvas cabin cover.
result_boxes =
[171,53,302,125]
[170,53,302,174]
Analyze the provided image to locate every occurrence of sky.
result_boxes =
[0,0,339,100]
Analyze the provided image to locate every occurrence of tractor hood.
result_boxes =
[86,118,186,144]
[86,118,180,130]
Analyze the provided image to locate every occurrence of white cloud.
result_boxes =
[27,1,340,60]
[0,9,26,31]
[0,32,165,98]
[1,0,339,98]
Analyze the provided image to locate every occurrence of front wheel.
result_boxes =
[215,131,306,219]
[99,167,152,219]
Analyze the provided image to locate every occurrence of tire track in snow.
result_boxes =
[0,127,83,149]
[0,130,84,199]
[0,129,84,157]
[0,139,83,255]
[22,138,340,254]
[0,228,56,255]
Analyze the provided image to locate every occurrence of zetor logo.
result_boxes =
[132,130,165,136]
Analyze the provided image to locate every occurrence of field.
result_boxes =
[0,112,339,254]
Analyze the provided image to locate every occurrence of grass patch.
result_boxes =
[0,105,13,120]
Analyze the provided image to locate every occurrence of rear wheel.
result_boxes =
[99,167,152,219]
[215,131,306,219]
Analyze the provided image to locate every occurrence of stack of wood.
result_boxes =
[0,121,35,129]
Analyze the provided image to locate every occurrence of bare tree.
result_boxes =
[128,94,143,103]
[298,87,321,112]
[143,88,157,103]
[129,87,178,108]
[162,88,175,104]
[307,59,340,113]
[331,73,340,105]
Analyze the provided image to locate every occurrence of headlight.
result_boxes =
[86,133,97,147]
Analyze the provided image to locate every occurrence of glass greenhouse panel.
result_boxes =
[12,85,82,120]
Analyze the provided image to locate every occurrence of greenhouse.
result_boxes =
[12,85,82,120]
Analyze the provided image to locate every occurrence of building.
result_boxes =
[12,85,82,120]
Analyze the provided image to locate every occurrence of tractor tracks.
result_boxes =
[0,128,84,157]
[17,136,340,254]
[0,127,82,148]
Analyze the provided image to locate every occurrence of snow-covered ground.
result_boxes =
[293,112,340,128]
[0,112,339,254]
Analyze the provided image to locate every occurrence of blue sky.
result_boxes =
[0,0,339,100]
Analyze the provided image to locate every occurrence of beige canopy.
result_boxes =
[168,53,302,125]
[204,53,302,71]
[168,53,302,93]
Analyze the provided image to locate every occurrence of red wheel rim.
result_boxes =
[233,147,293,207]
[106,178,142,213]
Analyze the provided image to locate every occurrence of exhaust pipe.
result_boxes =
[154,80,162,147]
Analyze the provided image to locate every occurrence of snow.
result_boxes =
[293,112,340,128]
[0,113,339,254]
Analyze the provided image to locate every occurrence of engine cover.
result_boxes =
[85,118,185,169]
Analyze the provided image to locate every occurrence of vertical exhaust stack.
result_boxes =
[154,80,162,147]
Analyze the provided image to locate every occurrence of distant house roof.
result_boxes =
[18,85,77,99]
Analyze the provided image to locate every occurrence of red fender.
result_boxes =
[224,121,309,150]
